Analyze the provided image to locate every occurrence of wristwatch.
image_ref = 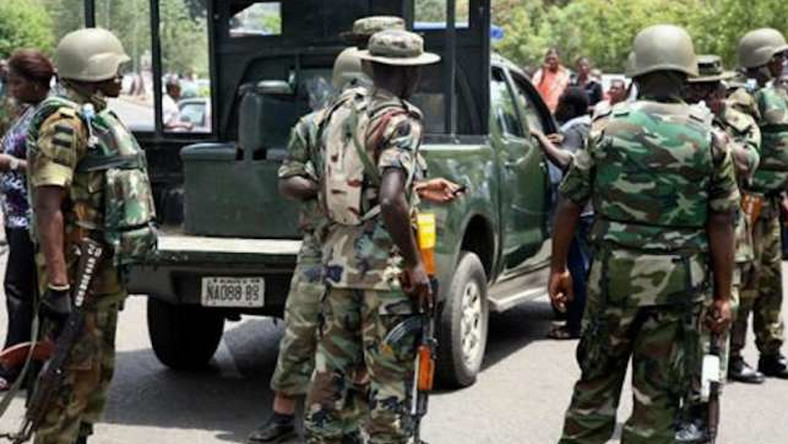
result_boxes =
[8,157,20,171]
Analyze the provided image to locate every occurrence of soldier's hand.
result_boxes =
[402,263,432,307]
[415,178,463,204]
[706,299,732,334]
[546,133,564,145]
[548,268,573,313]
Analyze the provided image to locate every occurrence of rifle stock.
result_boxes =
[706,334,722,444]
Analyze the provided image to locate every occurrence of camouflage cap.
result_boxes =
[686,55,735,83]
[341,16,406,45]
[358,30,440,66]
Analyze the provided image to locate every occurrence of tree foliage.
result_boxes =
[493,0,788,73]
[0,0,55,58]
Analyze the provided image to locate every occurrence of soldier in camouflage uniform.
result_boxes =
[728,28,788,380]
[549,25,739,444]
[304,30,439,444]
[676,55,763,442]
[247,16,454,444]
[26,29,134,444]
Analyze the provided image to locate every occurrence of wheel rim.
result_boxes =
[460,280,483,368]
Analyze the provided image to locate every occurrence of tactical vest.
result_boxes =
[321,89,415,226]
[28,96,158,266]
[592,102,715,252]
[750,87,788,193]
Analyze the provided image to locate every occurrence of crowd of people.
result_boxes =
[0,11,786,444]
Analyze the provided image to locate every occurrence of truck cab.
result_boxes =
[116,0,556,387]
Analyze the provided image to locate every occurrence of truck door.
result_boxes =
[491,67,548,274]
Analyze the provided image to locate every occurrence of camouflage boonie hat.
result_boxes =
[358,30,440,66]
[341,16,406,45]
[687,55,735,83]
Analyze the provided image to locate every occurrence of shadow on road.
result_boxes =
[100,299,558,441]
[482,299,558,372]
[102,317,292,443]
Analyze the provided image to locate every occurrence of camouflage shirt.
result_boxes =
[560,100,739,306]
[322,87,423,290]
[731,85,788,193]
[278,109,329,262]
[715,105,761,263]
[27,87,124,300]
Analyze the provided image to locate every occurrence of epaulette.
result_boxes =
[56,106,78,120]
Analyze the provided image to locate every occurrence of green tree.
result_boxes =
[0,0,55,58]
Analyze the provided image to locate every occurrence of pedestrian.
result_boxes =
[304,29,439,443]
[676,54,763,442]
[163,75,192,131]
[26,28,155,443]
[532,86,592,340]
[0,49,54,391]
[593,78,627,116]
[550,24,738,443]
[727,28,788,381]
[532,48,571,113]
[570,57,603,108]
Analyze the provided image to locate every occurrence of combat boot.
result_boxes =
[758,353,788,379]
[75,437,87,444]
[247,413,297,443]
[728,356,765,383]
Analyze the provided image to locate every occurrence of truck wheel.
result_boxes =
[436,251,489,388]
[147,298,225,370]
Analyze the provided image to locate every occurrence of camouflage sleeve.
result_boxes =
[374,113,422,179]
[708,133,741,214]
[28,110,85,189]
[558,134,596,206]
[728,88,760,121]
[278,114,317,180]
[735,114,761,177]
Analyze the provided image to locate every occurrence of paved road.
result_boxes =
[1,258,788,443]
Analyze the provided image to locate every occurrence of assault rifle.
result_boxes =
[0,239,103,444]
[703,334,722,444]
[411,276,437,444]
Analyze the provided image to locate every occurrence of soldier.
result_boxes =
[304,30,439,443]
[248,18,457,444]
[676,55,763,442]
[550,25,738,443]
[728,28,788,380]
[26,28,151,444]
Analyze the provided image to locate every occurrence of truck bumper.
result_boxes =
[127,235,301,317]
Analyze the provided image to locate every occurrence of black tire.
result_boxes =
[147,298,225,370]
[436,251,489,388]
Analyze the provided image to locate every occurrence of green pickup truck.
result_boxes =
[127,0,557,388]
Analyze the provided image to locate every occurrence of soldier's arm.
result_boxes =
[279,115,319,201]
[30,113,82,287]
[729,114,761,179]
[707,133,739,330]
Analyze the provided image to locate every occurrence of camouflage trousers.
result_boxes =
[731,199,785,357]
[305,287,418,444]
[560,294,701,444]
[270,257,324,396]
[34,300,122,444]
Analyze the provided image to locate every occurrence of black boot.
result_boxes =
[728,356,765,383]
[75,436,87,444]
[247,413,297,443]
[759,353,788,379]
[675,405,709,444]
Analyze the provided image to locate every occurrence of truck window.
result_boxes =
[229,2,282,37]
[491,69,524,138]
[414,0,470,29]
[95,0,154,132]
[161,0,212,134]
[510,74,546,134]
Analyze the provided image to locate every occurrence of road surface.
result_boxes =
[1,257,787,443]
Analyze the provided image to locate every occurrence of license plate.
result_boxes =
[201,277,265,308]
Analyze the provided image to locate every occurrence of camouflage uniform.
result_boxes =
[27,87,128,444]
[730,85,788,359]
[271,111,327,396]
[304,86,424,444]
[558,99,739,443]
